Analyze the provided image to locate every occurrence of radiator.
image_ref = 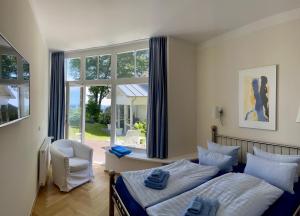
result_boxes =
[39,137,52,186]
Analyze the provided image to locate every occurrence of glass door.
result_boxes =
[66,84,83,142]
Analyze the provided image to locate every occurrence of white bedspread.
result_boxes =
[121,159,219,208]
[147,173,284,216]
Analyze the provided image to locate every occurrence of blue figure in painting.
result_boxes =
[245,76,269,122]
[252,79,266,121]
[260,76,269,121]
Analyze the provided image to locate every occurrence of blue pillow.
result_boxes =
[197,146,232,172]
[253,146,300,182]
[244,153,297,194]
[207,141,240,165]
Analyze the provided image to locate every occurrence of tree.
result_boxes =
[88,86,110,109]
[86,56,97,80]
[67,58,80,80]
[117,52,135,78]
[86,86,110,123]
[116,50,149,78]
[86,100,100,122]
[136,50,149,77]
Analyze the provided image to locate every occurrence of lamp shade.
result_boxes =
[296,107,300,123]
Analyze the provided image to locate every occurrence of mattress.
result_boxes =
[115,164,300,216]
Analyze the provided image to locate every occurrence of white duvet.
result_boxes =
[121,159,219,208]
[146,173,284,216]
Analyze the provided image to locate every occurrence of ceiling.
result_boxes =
[29,0,300,51]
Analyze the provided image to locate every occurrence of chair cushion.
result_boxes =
[69,157,89,172]
[58,147,74,158]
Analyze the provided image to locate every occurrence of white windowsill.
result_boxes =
[105,146,197,164]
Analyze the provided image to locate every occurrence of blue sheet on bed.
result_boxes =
[115,163,300,216]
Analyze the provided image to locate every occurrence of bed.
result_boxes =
[108,126,300,216]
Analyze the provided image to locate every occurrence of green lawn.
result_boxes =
[69,123,110,141]
[69,122,146,144]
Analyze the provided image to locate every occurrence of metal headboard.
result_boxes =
[211,126,300,163]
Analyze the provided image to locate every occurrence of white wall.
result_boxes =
[168,37,197,157]
[0,0,49,215]
[196,18,300,147]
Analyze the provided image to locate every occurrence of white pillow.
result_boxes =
[58,147,74,158]
[253,146,300,182]
[207,140,240,165]
[244,153,297,194]
[197,146,232,172]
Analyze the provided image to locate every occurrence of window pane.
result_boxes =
[22,59,30,80]
[66,58,80,81]
[1,55,17,79]
[0,85,19,123]
[68,86,82,141]
[117,52,135,78]
[86,56,98,80]
[20,83,30,117]
[136,49,149,77]
[99,55,111,79]
[116,83,148,148]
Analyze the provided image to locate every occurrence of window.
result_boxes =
[116,84,148,148]
[86,56,97,80]
[86,55,111,80]
[22,59,30,80]
[66,58,80,81]
[117,49,149,78]
[65,44,149,163]
[99,55,111,79]
[136,50,149,78]
[117,51,135,78]
[67,86,82,141]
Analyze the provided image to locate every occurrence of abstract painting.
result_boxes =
[239,65,276,130]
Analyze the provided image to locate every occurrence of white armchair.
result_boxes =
[50,139,93,192]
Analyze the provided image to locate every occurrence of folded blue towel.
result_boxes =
[207,200,219,216]
[186,197,203,214]
[199,199,210,216]
[151,169,163,177]
[184,197,219,216]
[147,170,170,183]
[144,173,170,190]
[109,148,131,158]
[111,145,132,154]
[185,212,201,216]
[109,149,123,158]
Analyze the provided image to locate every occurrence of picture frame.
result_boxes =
[238,65,277,130]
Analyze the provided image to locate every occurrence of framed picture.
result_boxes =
[239,65,277,130]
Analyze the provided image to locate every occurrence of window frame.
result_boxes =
[65,40,149,148]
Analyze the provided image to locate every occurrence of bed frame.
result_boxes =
[109,125,300,216]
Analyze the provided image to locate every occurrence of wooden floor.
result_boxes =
[32,164,114,216]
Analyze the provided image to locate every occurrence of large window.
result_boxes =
[65,45,149,162]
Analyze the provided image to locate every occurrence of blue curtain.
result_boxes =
[48,52,65,141]
[147,37,168,159]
